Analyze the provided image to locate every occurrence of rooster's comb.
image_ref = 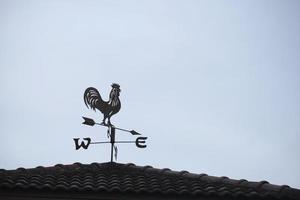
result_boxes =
[111,83,120,89]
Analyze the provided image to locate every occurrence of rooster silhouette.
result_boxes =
[84,83,121,126]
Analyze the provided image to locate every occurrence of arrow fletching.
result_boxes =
[82,117,95,126]
[130,130,141,135]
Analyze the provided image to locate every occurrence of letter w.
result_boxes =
[73,138,91,150]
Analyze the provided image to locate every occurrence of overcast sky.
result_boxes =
[1,0,300,188]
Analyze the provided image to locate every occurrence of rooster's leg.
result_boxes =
[101,116,107,125]
[107,117,113,126]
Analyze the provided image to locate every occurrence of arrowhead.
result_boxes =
[82,117,95,126]
[130,130,141,135]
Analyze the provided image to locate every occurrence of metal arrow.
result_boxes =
[82,117,141,135]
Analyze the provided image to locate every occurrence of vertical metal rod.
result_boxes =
[110,141,113,162]
[109,127,115,162]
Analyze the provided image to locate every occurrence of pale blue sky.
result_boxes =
[1,0,300,188]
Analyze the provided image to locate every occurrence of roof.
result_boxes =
[0,162,300,200]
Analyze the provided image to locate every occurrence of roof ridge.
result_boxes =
[0,162,297,189]
[116,162,298,193]
[1,162,299,200]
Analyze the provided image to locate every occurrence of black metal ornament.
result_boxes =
[84,83,121,126]
[74,84,147,162]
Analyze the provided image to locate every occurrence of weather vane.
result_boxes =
[73,83,147,162]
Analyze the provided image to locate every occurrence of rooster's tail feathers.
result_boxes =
[84,87,103,111]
